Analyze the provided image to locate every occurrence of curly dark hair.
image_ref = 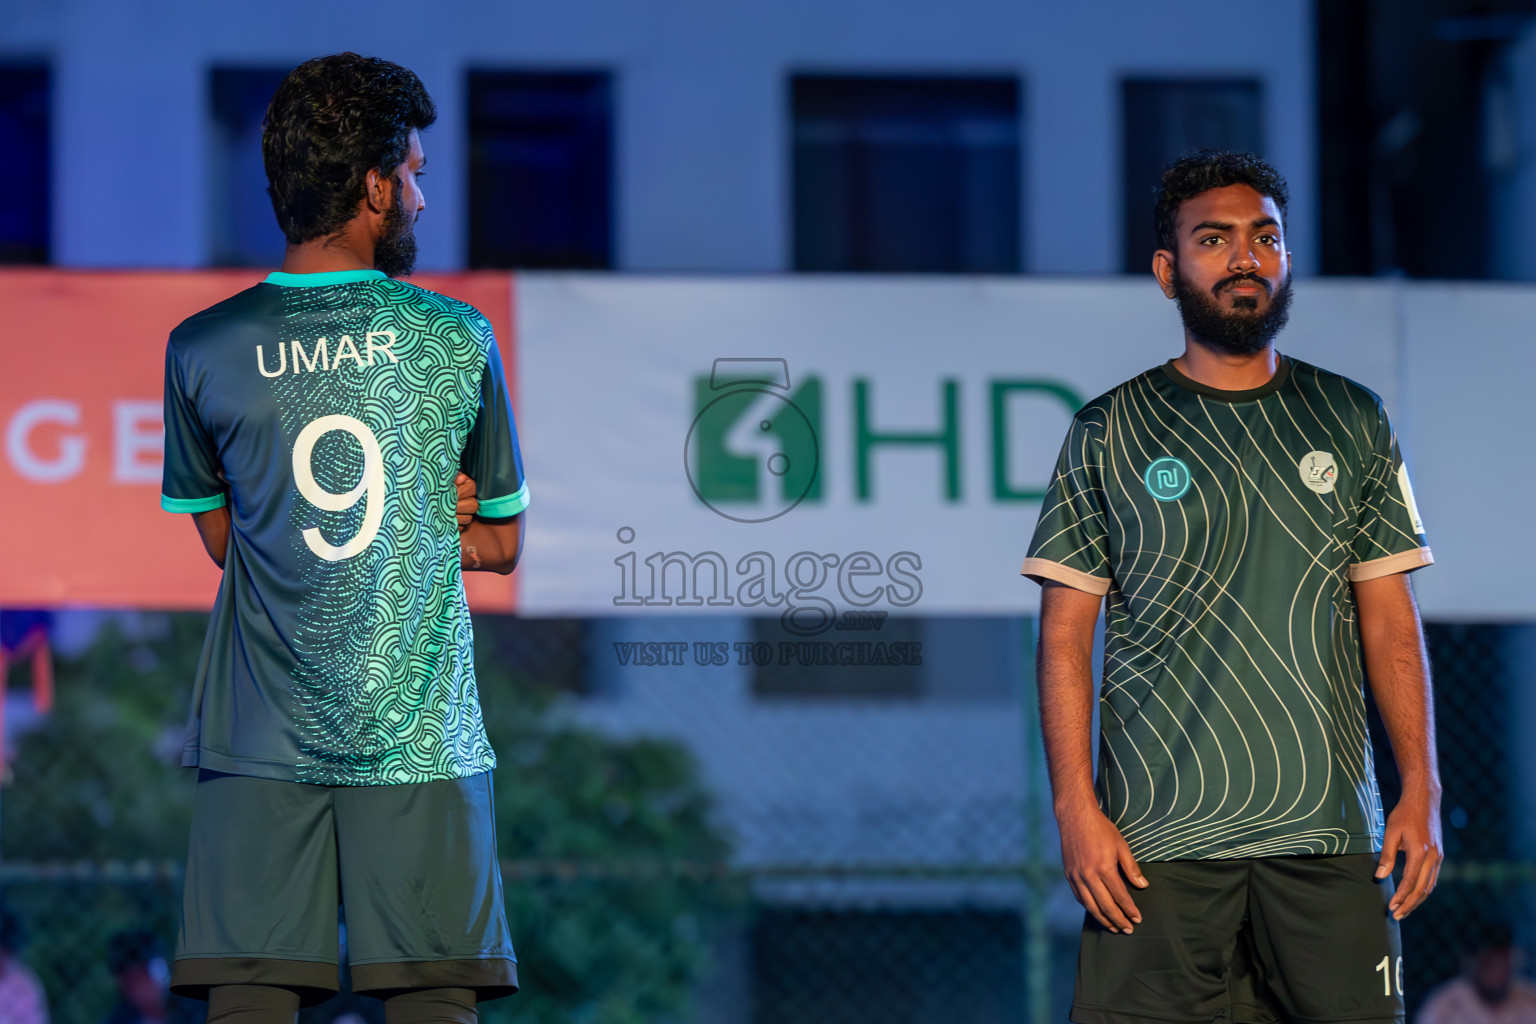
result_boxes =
[262,53,437,245]
[1153,150,1289,253]
[106,928,164,976]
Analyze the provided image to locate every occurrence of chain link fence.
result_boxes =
[0,611,1528,1023]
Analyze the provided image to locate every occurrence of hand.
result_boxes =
[1375,787,1443,920]
[455,472,479,533]
[1058,799,1148,933]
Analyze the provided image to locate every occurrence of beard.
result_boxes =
[373,179,418,278]
[1171,264,1293,356]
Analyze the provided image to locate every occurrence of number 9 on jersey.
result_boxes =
[292,415,386,561]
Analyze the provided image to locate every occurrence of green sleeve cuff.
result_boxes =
[161,492,228,513]
[478,483,529,518]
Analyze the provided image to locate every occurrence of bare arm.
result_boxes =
[461,513,524,575]
[1038,580,1147,932]
[1354,571,1442,919]
[1039,581,1102,810]
[453,472,523,575]
[192,506,231,569]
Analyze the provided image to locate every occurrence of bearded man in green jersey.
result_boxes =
[160,55,526,1024]
[1022,151,1440,1024]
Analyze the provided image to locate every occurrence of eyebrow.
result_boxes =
[1189,217,1280,235]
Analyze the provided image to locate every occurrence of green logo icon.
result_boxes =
[686,359,822,523]
[1144,456,1191,501]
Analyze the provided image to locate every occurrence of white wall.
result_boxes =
[2,0,1313,273]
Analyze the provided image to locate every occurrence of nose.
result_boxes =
[1229,244,1259,273]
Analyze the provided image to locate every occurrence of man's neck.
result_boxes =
[278,232,373,275]
[1171,338,1279,392]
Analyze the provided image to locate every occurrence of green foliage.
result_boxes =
[3,613,202,1023]
[0,614,739,1024]
[6,614,201,862]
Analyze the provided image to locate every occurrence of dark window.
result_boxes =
[1315,3,1376,276]
[792,75,1021,273]
[0,66,50,264]
[1316,3,1512,279]
[1121,79,1264,272]
[209,68,289,267]
[467,71,612,269]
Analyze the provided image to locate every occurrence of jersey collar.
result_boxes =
[1159,354,1292,403]
[263,269,389,288]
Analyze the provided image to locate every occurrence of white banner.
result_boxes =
[1399,283,1536,621]
[514,276,1405,617]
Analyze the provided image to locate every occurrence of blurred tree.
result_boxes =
[5,614,199,861]
[0,613,738,1024]
[1,613,198,1024]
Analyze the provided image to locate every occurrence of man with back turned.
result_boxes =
[160,53,528,1024]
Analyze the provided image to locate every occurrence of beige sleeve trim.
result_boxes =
[1348,546,1434,582]
[1020,557,1112,596]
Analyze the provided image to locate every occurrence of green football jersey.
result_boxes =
[1023,356,1431,861]
[161,269,529,786]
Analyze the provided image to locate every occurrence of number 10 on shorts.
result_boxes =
[1374,955,1403,997]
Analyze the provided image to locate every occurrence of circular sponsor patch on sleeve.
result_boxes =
[1298,451,1338,493]
[1144,456,1192,501]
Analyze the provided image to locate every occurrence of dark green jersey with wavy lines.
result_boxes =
[160,269,529,786]
[1022,355,1431,862]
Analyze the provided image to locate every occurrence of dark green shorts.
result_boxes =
[1072,854,1403,1024]
[171,770,517,1006]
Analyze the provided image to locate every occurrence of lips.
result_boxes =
[1218,277,1269,297]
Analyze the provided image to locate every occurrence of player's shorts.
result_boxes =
[1072,854,1403,1024]
[170,769,518,1007]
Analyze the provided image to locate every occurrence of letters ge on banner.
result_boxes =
[5,399,162,485]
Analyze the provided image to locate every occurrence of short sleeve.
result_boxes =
[1021,412,1112,595]
[160,342,227,513]
[460,335,529,520]
[1348,403,1432,581]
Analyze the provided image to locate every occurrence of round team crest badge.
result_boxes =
[1299,451,1338,494]
[1144,456,1192,501]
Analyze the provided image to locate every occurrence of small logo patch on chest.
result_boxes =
[1299,451,1338,494]
[1144,457,1192,501]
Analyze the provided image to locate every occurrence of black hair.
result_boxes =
[1481,921,1515,952]
[0,909,23,954]
[107,928,164,976]
[1153,150,1290,253]
[262,53,437,245]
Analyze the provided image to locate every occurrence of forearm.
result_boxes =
[460,514,523,575]
[1040,644,1098,811]
[192,506,231,570]
[1038,584,1103,814]
[1356,574,1440,794]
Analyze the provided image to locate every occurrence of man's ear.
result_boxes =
[364,167,393,215]
[1152,249,1177,299]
